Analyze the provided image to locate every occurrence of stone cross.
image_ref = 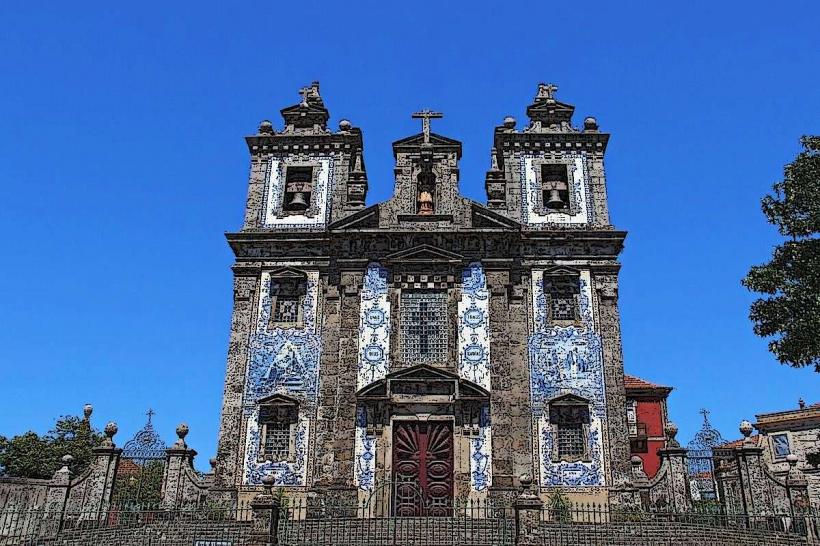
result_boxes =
[412,110,443,144]
[299,86,311,107]
[538,83,558,100]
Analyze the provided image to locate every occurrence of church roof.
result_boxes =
[624,374,672,396]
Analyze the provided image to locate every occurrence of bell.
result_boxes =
[546,189,565,209]
[418,191,434,215]
[288,192,309,210]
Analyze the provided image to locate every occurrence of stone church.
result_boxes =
[210,82,630,511]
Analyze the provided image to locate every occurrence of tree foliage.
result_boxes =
[0,414,104,479]
[742,136,820,371]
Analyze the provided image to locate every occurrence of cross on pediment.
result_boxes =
[412,110,443,144]
[299,86,311,107]
[538,83,558,100]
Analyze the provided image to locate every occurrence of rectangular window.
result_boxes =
[557,422,585,459]
[262,421,291,460]
[400,291,448,364]
[269,277,305,328]
[626,401,637,436]
[545,276,579,324]
[772,434,791,458]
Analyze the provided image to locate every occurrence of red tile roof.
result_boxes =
[718,435,760,449]
[624,375,671,391]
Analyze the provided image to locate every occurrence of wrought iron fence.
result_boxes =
[278,497,516,546]
[0,504,254,546]
[535,503,820,545]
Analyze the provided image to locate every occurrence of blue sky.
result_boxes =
[1,2,818,468]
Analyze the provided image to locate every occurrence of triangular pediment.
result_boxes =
[269,267,308,279]
[328,205,379,230]
[543,266,580,277]
[384,244,464,264]
[471,202,520,230]
[257,393,300,406]
[549,393,589,406]
[392,132,462,159]
[387,364,460,382]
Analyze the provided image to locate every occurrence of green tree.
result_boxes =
[0,414,104,479]
[742,136,820,372]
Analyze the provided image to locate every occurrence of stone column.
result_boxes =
[594,274,631,485]
[212,274,259,499]
[655,422,691,513]
[513,474,544,546]
[161,424,199,508]
[610,456,649,510]
[250,474,280,546]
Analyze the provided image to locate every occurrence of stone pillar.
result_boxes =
[594,274,631,485]
[785,454,810,515]
[312,269,361,500]
[610,456,649,510]
[735,420,774,516]
[487,269,531,495]
[78,422,121,519]
[250,474,280,546]
[161,423,198,508]
[40,455,73,537]
[212,274,258,499]
[513,474,544,546]
[656,422,691,513]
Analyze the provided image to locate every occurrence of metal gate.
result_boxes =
[111,409,167,507]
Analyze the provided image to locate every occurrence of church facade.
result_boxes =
[211,82,631,510]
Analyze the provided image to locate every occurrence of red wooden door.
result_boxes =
[392,421,454,516]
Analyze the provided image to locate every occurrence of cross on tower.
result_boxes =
[146,408,155,424]
[411,110,443,144]
[538,83,558,100]
[699,408,710,423]
[299,86,312,107]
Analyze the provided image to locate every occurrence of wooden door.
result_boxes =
[392,421,454,516]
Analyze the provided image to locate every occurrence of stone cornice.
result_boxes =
[245,130,363,154]
[226,229,626,263]
[493,129,609,155]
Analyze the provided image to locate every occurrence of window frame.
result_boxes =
[548,397,592,463]
[257,399,299,463]
[399,290,450,365]
[770,433,791,460]
[268,274,307,330]
[282,165,315,215]
[530,159,576,216]
[543,273,581,327]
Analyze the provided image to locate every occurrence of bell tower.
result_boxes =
[379,110,476,229]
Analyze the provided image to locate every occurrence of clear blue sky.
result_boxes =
[1,2,818,468]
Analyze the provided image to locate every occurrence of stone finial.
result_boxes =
[61,454,73,470]
[799,398,806,409]
[174,423,189,449]
[786,453,798,467]
[261,472,276,495]
[503,116,516,129]
[739,420,754,442]
[257,120,274,135]
[209,457,217,470]
[583,116,599,132]
[103,422,118,447]
[664,422,680,447]
[83,404,93,420]
[338,119,352,132]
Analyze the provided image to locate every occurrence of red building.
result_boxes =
[624,375,673,478]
